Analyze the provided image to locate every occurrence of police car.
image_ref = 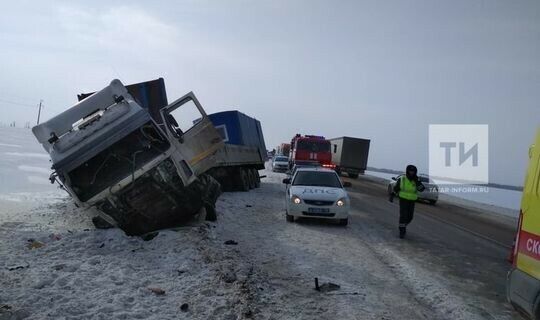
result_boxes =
[283,167,351,225]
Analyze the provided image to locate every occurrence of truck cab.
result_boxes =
[507,129,540,319]
[289,134,333,169]
[33,79,223,235]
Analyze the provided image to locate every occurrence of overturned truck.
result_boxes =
[33,79,265,235]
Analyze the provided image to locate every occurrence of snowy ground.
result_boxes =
[0,128,521,319]
[1,166,519,319]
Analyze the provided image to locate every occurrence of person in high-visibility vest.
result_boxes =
[390,165,425,238]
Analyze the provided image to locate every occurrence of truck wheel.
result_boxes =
[348,173,359,179]
[339,218,348,226]
[429,200,437,205]
[247,169,256,189]
[253,169,261,188]
[239,169,250,192]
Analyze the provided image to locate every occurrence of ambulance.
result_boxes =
[507,129,540,319]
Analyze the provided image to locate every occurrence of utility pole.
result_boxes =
[36,99,43,125]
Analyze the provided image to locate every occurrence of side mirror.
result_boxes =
[343,181,352,188]
[391,177,397,181]
[282,178,291,184]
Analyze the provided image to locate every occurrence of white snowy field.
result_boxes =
[0,127,519,319]
[1,168,515,320]
[365,170,521,218]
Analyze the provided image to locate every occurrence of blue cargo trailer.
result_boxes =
[207,110,267,191]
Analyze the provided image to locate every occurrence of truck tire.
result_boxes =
[247,169,256,189]
[239,168,250,192]
[339,218,349,226]
[348,173,359,179]
[253,169,261,188]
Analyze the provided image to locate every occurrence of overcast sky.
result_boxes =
[0,0,538,185]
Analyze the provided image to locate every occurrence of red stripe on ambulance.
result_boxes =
[518,229,540,261]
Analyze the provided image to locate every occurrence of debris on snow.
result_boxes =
[314,278,341,292]
[148,287,166,296]
[180,303,189,312]
[26,239,44,250]
[7,262,29,271]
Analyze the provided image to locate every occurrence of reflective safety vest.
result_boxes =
[399,176,418,201]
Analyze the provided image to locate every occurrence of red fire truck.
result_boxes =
[289,134,333,169]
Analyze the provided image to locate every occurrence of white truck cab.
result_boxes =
[33,79,223,235]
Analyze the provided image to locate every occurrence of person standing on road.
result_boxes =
[390,165,425,239]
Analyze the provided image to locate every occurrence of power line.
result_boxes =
[0,98,37,108]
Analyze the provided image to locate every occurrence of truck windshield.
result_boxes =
[67,123,170,202]
[292,171,342,188]
[297,140,330,152]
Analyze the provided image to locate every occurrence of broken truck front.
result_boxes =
[32,79,223,235]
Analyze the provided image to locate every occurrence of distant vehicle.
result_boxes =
[283,167,351,225]
[277,143,291,157]
[329,136,370,179]
[289,134,333,170]
[388,174,439,205]
[272,155,289,172]
[507,129,540,320]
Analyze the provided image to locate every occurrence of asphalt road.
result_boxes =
[342,173,521,319]
[211,167,524,319]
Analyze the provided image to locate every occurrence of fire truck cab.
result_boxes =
[289,134,333,170]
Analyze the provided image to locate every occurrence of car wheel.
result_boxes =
[339,218,348,226]
[286,213,294,222]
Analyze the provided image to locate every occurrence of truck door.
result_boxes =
[161,92,223,176]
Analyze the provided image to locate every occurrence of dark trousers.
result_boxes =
[399,198,415,228]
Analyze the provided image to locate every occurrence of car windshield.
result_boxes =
[275,156,288,162]
[296,140,330,152]
[292,171,342,188]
